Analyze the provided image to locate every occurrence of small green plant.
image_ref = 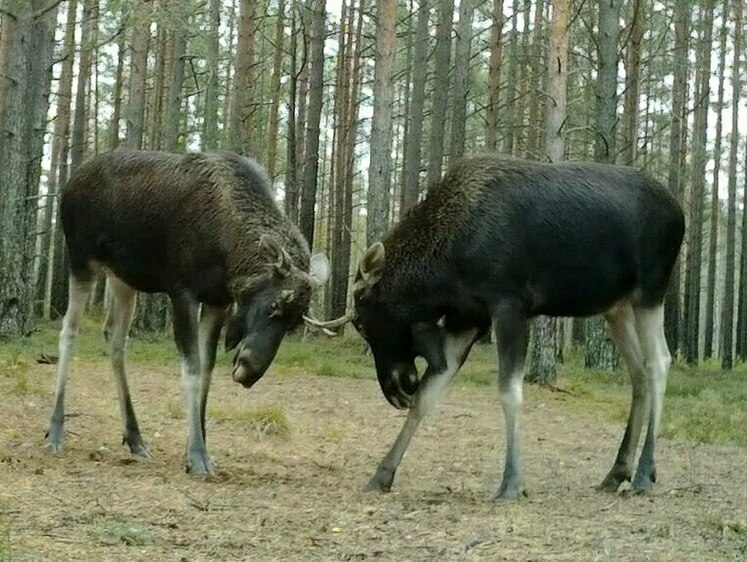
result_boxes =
[0,522,12,562]
[95,518,152,547]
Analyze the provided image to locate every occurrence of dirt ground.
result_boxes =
[1,357,746,561]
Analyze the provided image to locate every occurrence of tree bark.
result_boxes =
[227,0,257,154]
[400,0,429,214]
[450,0,474,162]
[124,0,151,150]
[298,0,326,248]
[704,0,729,360]
[426,0,454,187]
[621,0,644,166]
[683,0,714,364]
[367,0,397,245]
[721,0,742,370]
[0,0,58,336]
[527,0,569,384]
[485,0,504,151]
[586,0,622,371]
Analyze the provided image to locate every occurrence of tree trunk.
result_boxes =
[0,1,58,336]
[161,29,186,151]
[450,0,474,162]
[721,0,742,370]
[40,0,78,320]
[426,0,454,187]
[285,2,301,222]
[124,1,152,150]
[704,0,729,360]
[485,0,504,151]
[400,0,429,214]
[71,0,97,169]
[621,0,644,166]
[502,0,520,154]
[737,139,747,360]
[227,0,258,154]
[527,0,569,384]
[109,15,126,149]
[663,0,689,357]
[586,0,622,371]
[683,0,715,364]
[266,0,286,181]
[367,0,397,245]
[298,0,326,248]
[202,0,221,150]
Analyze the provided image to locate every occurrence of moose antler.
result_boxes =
[302,312,354,336]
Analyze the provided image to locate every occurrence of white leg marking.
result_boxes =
[632,304,671,490]
[47,276,93,452]
[197,304,228,438]
[366,329,477,492]
[106,275,150,457]
[600,302,648,490]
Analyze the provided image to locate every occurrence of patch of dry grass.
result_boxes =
[207,405,290,439]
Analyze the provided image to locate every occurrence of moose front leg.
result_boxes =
[365,329,478,492]
[492,300,529,500]
[171,293,214,476]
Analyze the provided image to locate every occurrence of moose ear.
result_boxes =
[225,314,244,352]
[359,242,386,287]
[308,253,330,288]
[259,235,293,277]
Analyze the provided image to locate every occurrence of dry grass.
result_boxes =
[0,326,746,560]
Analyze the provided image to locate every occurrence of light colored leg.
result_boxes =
[365,329,478,492]
[631,304,671,492]
[107,276,150,457]
[599,302,648,491]
[493,301,529,500]
[47,275,93,453]
[198,304,228,442]
[171,293,213,475]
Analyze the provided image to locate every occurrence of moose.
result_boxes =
[343,155,684,499]
[47,149,329,475]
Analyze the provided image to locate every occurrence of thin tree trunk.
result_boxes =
[227,0,257,154]
[683,0,714,364]
[527,0,569,384]
[285,2,300,221]
[704,0,729,360]
[71,0,97,169]
[367,0,397,245]
[621,0,644,166]
[721,0,742,370]
[663,0,689,357]
[298,0,326,248]
[109,16,126,149]
[502,0,520,154]
[400,0,429,213]
[202,0,221,150]
[450,0,474,162]
[162,29,186,151]
[485,0,504,151]
[426,0,454,187]
[124,1,151,150]
[266,0,286,181]
[586,0,622,371]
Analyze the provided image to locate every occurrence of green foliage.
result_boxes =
[94,518,152,547]
[0,522,11,562]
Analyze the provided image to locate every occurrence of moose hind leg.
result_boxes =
[365,329,478,492]
[599,302,647,491]
[47,274,93,453]
[493,301,529,500]
[631,304,671,492]
[107,277,150,457]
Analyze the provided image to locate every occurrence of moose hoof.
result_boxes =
[186,451,215,477]
[597,469,631,493]
[124,436,152,459]
[363,471,394,493]
[45,427,64,454]
[493,483,527,501]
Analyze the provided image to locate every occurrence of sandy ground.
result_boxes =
[1,356,746,561]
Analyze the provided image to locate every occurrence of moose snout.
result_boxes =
[232,350,266,389]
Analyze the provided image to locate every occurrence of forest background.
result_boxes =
[0,0,746,382]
